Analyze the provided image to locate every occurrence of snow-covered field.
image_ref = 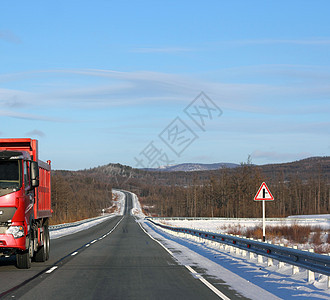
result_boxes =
[155,216,330,231]
[155,216,330,230]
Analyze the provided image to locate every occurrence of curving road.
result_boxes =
[0,191,221,299]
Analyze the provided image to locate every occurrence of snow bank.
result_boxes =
[112,189,126,215]
[130,192,145,218]
[50,214,116,239]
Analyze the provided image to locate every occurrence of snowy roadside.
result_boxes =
[155,216,330,231]
[153,217,330,252]
[50,189,125,240]
[130,192,330,299]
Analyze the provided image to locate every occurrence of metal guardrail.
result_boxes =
[150,216,329,222]
[49,214,113,231]
[147,218,330,276]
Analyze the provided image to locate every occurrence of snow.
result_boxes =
[50,214,116,239]
[50,189,125,239]
[154,217,330,232]
[113,189,126,215]
[130,192,145,218]
[288,214,330,219]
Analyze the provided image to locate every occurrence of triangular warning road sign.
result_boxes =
[254,182,274,201]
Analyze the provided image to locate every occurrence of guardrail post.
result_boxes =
[278,244,285,269]
[249,251,254,260]
[258,254,263,264]
[328,254,330,289]
[267,257,273,267]
[242,249,247,257]
[307,249,315,282]
[292,246,299,274]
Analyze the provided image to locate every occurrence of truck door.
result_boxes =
[23,161,34,221]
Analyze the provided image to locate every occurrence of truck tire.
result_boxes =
[44,225,50,261]
[16,236,33,269]
[34,227,47,262]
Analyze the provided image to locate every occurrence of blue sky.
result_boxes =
[1,1,329,170]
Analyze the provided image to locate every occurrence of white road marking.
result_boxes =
[185,265,231,300]
[71,251,78,256]
[138,220,230,299]
[46,266,58,274]
[137,221,173,256]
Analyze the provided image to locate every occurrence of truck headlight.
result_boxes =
[7,226,25,239]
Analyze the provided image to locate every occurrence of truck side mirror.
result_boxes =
[31,161,39,187]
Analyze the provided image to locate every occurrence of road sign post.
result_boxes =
[254,182,274,242]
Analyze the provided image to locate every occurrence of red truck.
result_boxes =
[0,138,51,268]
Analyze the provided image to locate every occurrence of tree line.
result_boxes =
[50,171,112,225]
[49,157,329,223]
[138,162,329,218]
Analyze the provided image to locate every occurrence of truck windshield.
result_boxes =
[0,160,21,189]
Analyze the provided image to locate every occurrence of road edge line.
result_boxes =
[136,219,229,299]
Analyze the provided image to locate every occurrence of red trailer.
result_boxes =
[0,138,51,268]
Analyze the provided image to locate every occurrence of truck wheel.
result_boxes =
[16,237,32,269]
[44,225,50,261]
[35,227,47,262]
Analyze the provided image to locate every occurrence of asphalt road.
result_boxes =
[0,192,221,299]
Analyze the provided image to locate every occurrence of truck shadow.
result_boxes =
[0,255,16,267]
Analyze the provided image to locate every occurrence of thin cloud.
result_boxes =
[1,68,329,116]
[0,30,21,44]
[131,47,194,53]
[25,129,46,138]
[224,38,330,46]
[251,150,312,162]
[0,109,65,122]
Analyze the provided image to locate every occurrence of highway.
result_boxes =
[0,191,223,299]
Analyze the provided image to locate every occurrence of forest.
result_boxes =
[50,156,329,224]
[50,170,112,225]
[138,162,329,218]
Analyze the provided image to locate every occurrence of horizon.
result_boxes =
[58,155,329,172]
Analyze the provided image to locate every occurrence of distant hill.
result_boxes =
[73,156,329,188]
[144,162,239,172]
[260,156,330,181]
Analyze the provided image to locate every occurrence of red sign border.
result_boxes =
[254,182,274,201]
